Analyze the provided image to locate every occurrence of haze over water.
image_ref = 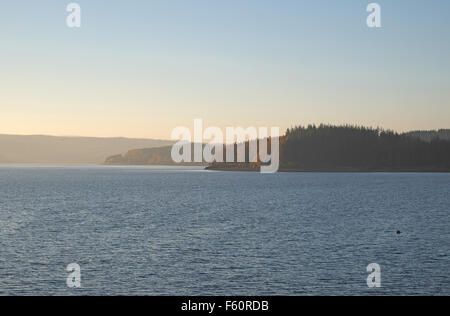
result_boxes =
[0,166,448,295]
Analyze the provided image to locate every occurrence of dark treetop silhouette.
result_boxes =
[277,124,450,172]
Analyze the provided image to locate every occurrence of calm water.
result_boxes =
[0,166,449,296]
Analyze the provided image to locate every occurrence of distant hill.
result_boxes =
[105,146,175,165]
[105,145,205,166]
[0,134,173,164]
[104,125,450,172]
[404,129,450,142]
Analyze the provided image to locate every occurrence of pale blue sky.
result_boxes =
[1,0,449,138]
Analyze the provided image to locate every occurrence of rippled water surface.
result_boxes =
[0,166,449,295]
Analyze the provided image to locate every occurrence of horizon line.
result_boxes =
[1,125,450,140]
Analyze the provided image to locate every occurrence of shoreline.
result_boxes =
[1,164,449,173]
[205,166,450,173]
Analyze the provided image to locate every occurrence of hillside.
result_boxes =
[208,125,450,172]
[278,125,450,171]
[105,146,175,165]
[105,145,205,166]
[0,134,173,164]
[104,125,450,172]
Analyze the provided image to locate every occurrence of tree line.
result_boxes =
[281,124,450,170]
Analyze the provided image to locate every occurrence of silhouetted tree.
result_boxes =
[281,124,450,170]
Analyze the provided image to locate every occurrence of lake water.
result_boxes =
[0,166,449,296]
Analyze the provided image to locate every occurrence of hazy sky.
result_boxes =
[1,0,449,139]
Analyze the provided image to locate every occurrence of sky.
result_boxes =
[0,0,449,139]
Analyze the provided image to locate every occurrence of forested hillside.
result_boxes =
[281,125,450,171]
